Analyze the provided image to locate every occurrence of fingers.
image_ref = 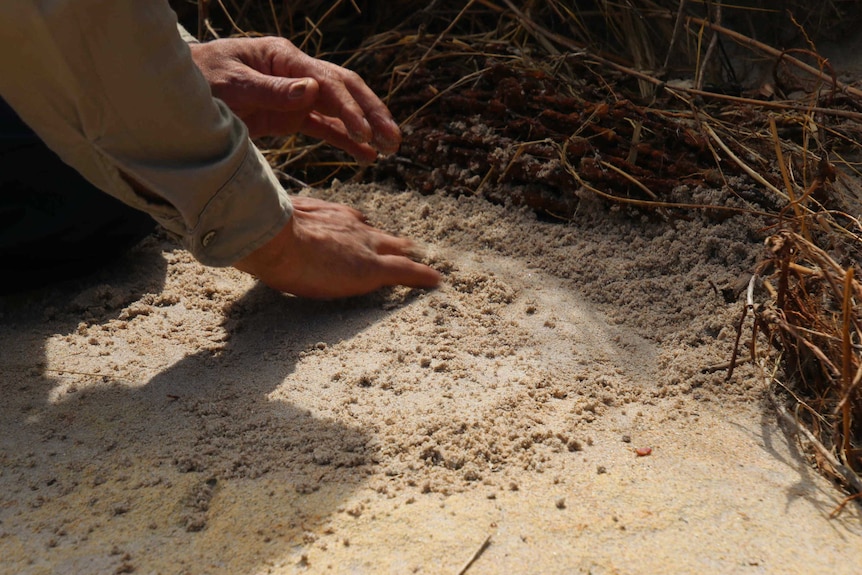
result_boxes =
[316,71,402,155]
[270,46,401,155]
[260,110,378,163]
[196,37,400,156]
[291,197,437,290]
[372,232,416,257]
[369,113,402,156]
[376,255,442,290]
[369,232,439,290]
[290,195,367,221]
[299,112,379,164]
[237,192,440,298]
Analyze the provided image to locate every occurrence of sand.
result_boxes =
[2,180,861,575]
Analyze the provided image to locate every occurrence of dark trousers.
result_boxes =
[0,99,155,293]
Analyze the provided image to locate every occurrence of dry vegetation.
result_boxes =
[172,0,862,504]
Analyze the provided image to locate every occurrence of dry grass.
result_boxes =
[171,0,862,501]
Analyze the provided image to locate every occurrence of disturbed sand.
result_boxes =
[2,181,861,574]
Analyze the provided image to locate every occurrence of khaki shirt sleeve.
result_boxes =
[177,22,200,44]
[0,1,292,267]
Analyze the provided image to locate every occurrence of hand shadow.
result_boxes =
[0,239,399,575]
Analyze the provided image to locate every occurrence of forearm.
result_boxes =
[0,0,290,266]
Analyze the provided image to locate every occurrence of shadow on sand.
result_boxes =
[0,236,396,574]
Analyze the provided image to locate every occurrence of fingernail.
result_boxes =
[288,79,309,99]
[372,134,400,156]
[357,150,378,166]
[350,118,373,144]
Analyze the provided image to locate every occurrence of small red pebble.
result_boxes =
[635,447,652,457]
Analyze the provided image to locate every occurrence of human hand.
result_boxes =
[189,37,401,163]
[234,196,440,298]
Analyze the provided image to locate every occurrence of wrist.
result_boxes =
[233,215,300,285]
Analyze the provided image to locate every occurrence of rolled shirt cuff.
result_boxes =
[183,143,293,267]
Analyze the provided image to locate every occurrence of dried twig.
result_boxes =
[727,274,758,381]
[753,231,862,490]
[389,0,479,99]
[830,492,862,518]
[694,1,721,91]
[701,122,792,203]
[769,383,862,496]
[456,534,492,575]
[687,16,862,101]
[841,267,855,465]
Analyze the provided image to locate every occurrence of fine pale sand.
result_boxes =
[2,181,861,575]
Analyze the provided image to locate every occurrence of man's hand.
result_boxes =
[190,39,434,298]
[189,37,401,163]
[234,196,440,298]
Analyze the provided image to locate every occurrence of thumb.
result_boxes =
[245,73,320,111]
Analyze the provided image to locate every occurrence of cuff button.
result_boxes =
[202,231,217,247]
